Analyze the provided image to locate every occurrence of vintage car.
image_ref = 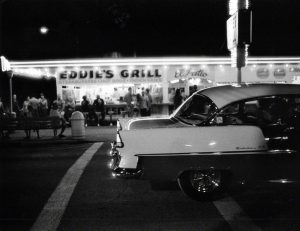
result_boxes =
[110,84,300,200]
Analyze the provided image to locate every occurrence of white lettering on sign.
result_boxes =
[274,68,286,78]
[256,68,269,78]
[289,67,300,73]
[175,69,208,78]
[58,68,163,84]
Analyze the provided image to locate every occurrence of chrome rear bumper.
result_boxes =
[109,142,142,179]
[112,168,143,179]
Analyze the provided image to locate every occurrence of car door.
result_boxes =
[211,95,300,183]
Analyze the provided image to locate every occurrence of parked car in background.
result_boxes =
[110,84,300,200]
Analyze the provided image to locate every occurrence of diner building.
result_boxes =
[10,57,300,115]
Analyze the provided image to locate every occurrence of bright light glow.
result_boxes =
[128,66,134,71]
[0,56,11,71]
[13,68,45,79]
[10,57,300,69]
[189,78,200,85]
[184,65,190,69]
[163,65,168,69]
[245,45,249,65]
[269,179,294,184]
[40,26,49,34]
[229,0,238,15]
[229,0,250,15]
[108,160,113,169]
[170,79,179,84]
[209,141,216,146]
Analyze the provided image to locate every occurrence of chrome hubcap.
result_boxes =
[189,170,221,193]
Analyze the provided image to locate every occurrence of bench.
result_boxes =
[0,118,19,137]
[0,117,62,139]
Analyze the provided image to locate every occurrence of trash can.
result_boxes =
[70,111,85,138]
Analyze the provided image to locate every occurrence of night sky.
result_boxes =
[1,0,300,60]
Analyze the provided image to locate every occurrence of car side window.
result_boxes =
[217,102,243,125]
[242,96,290,126]
[243,98,275,126]
[288,96,300,128]
[211,95,300,127]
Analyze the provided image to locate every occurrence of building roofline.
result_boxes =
[9,56,300,68]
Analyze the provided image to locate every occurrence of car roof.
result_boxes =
[198,84,300,109]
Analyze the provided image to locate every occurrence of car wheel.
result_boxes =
[177,169,229,201]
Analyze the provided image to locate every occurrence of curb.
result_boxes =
[0,137,114,147]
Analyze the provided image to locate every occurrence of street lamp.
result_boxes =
[40,26,49,35]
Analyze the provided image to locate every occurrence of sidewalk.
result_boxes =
[0,126,116,146]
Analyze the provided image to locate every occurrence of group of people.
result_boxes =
[124,87,153,117]
[81,95,105,126]
[168,85,198,114]
[0,87,155,130]
[0,93,70,137]
[0,93,53,119]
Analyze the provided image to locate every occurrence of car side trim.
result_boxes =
[135,149,296,157]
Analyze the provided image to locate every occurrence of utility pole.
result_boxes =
[227,0,252,84]
[0,0,9,54]
[1,56,13,115]
[7,70,13,114]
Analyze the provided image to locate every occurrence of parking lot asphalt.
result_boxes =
[0,126,116,146]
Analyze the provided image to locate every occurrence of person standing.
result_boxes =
[168,89,175,114]
[56,94,65,114]
[64,96,75,123]
[181,89,187,102]
[93,95,105,126]
[174,89,183,110]
[189,85,198,97]
[81,95,90,126]
[49,101,67,138]
[140,91,150,117]
[0,97,5,117]
[23,97,32,138]
[133,94,143,117]
[145,88,152,116]
[124,87,133,117]
[22,96,30,117]
[39,93,48,117]
[12,94,20,117]
[112,88,120,102]
[29,96,40,118]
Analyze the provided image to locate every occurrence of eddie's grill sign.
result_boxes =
[59,68,162,80]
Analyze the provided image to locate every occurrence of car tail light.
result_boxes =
[117,119,122,131]
[116,131,124,148]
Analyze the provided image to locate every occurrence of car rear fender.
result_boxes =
[117,125,268,169]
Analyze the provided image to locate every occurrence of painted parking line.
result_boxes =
[214,196,262,231]
[30,142,103,231]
